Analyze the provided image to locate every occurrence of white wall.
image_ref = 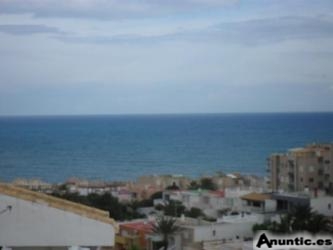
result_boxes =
[311,196,333,217]
[264,200,277,212]
[218,213,264,224]
[0,194,115,247]
[192,222,254,242]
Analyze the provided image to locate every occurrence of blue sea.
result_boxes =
[0,113,333,183]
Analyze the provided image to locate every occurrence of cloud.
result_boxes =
[210,16,333,44]
[0,24,62,35]
[51,16,333,46]
[0,0,238,19]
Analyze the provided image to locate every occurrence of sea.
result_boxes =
[0,113,333,183]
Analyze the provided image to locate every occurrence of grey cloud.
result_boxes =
[0,0,237,19]
[209,16,333,44]
[0,24,62,35]
[54,16,333,45]
[53,32,179,45]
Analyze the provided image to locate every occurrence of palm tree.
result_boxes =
[152,216,179,250]
[253,204,330,234]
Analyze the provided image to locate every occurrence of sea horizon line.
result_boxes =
[1,111,333,119]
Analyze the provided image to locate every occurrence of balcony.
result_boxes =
[288,160,295,167]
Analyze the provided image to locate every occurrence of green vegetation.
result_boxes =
[188,178,217,191]
[131,191,163,208]
[252,204,330,233]
[129,245,142,250]
[162,200,186,217]
[200,178,217,190]
[185,207,204,218]
[152,216,179,250]
[188,181,200,190]
[51,191,144,221]
[156,200,207,219]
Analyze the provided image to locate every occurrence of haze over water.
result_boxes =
[0,112,332,183]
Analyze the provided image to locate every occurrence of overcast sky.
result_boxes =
[0,0,333,115]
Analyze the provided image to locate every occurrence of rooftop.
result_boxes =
[120,221,154,233]
[0,182,118,231]
[241,192,271,202]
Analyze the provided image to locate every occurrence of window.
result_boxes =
[253,201,261,207]
[328,203,331,210]
[309,178,314,183]
[212,230,216,236]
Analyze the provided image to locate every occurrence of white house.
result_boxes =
[163,189,226,217]
[241,192,276,214]
[0,183,118,250]
[177,217,256,250]
[311,196,333,217]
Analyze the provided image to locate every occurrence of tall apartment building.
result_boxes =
[268,143,333,193]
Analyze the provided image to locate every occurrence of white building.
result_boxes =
[311,196,333,217]
[241,192,277,214]
[163,187,264,218]
[0,183,118,250]
[177,217,256,250]
[163,189,226,217]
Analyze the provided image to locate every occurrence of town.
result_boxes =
[1,143,333,250]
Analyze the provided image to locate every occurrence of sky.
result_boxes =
[0,0,333,115]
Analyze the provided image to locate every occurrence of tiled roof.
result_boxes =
[120,221,154,233]
[0,182,118,231]
[209,190,225,197]
[241,192,271,202]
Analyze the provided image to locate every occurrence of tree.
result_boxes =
[188,181,200,190]
[200,178,217,191]
[166,182,180,190]
[188,178,217,191]
[308,213,329,233]
[51,191,143,221]
[152,216,179,250]
[151,191,163,200]
[252,204,329,234]
[163,200,186,217]
[185,207,204,218]
[129,245,142,250]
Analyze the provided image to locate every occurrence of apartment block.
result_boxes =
[268,143,333,193]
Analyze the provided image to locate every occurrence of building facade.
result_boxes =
[0,183,117,250]
[268,143,333,193]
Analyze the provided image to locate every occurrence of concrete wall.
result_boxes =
[0,194,115,247]
[311,196,333,217]
[264,200,277,212]
[192,222,254,243]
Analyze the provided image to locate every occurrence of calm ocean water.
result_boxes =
[0,113,333,183]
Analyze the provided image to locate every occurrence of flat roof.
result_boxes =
[241,192,271,202]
